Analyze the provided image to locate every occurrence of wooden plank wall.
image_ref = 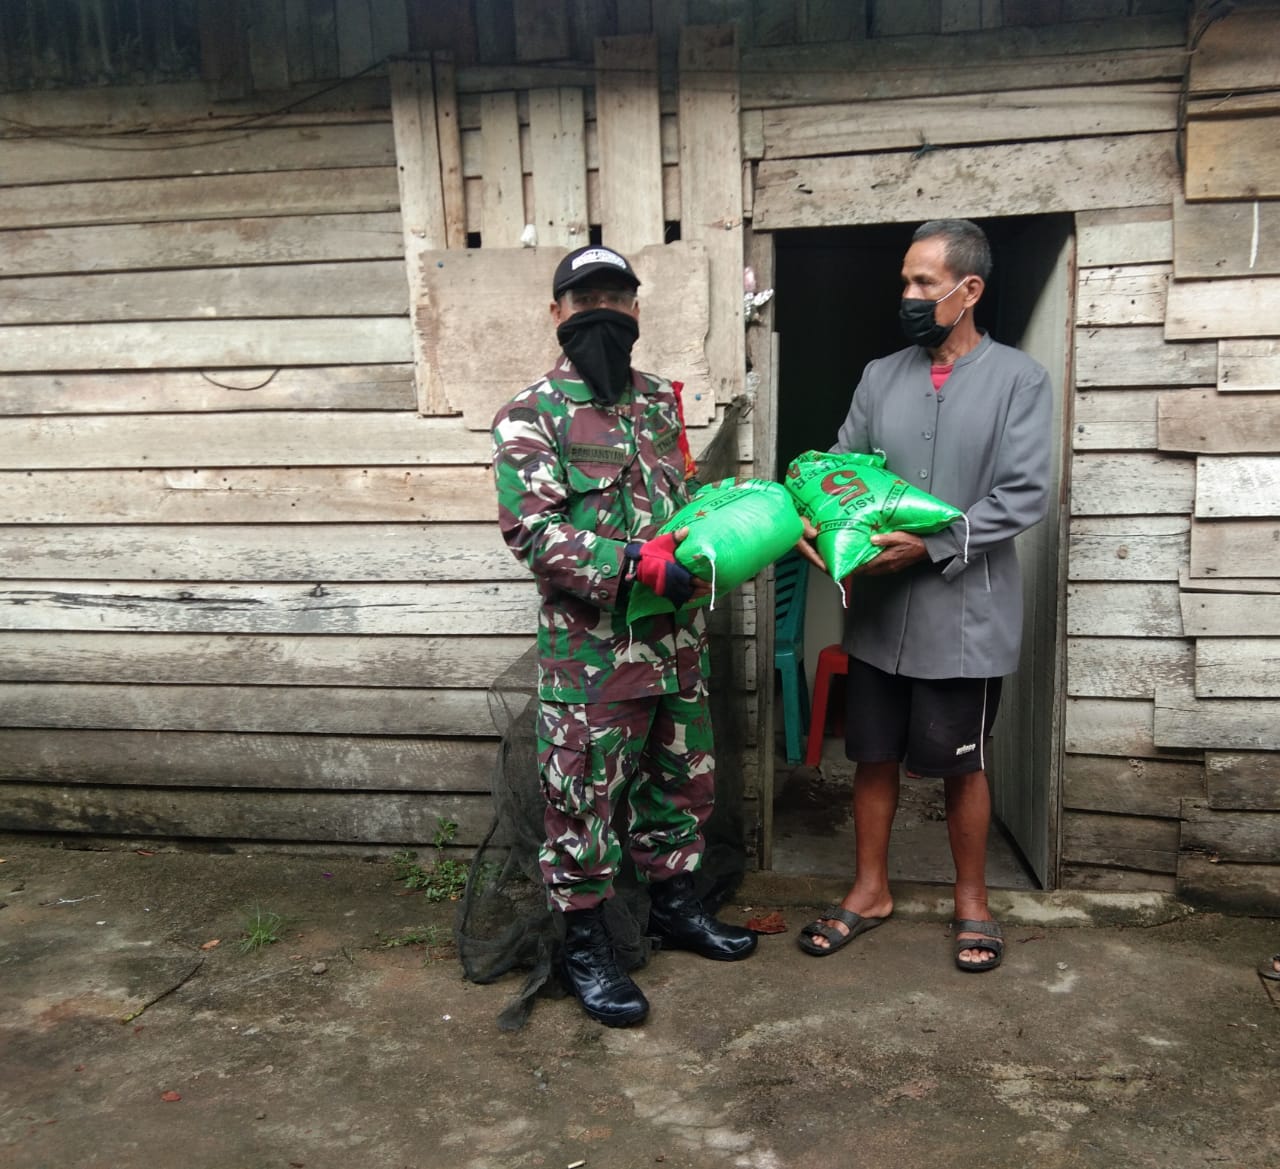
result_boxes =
[1151,1,1280,914]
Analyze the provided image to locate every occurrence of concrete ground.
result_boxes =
[2,839,1277,1169]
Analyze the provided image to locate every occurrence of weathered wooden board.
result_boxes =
[595,35,664,253]
[0,412,490,469]
[1196,638,1280,700]
[1074,325,1216,387]
[740,16,1187,107]
[0,213,405,278]
[1180,799,1280,865]
[389,58,448,247]
[1185,116,1280,201]
[1064,696,1160,757]
[432,52,467,250]
[1060,864,1176,894]
[1068,453,1195,516]
[528,87,588,248]
[0,581,539,636]
[1072,387,1203,450]
[1165,276,1280,340]
[1066,582,1182,637]
[0,682,497,737]
[1,122,395,186]
[0,523,517,580]
[1062,809,1178,872]
[679,25,745,409]
[0,167,400,230]
[1157,391,1280,454]
[1190,518,1280,579]
[0,631,531,689]
[1063,753,1204,818]
[480,90,526,246]
[1067,636,1193,698]
[0,319,412,373]
[0,261,408,324]
[1189,7,1280,96]
[1219,339,1280,393]
[1181,589,1280,636]
[1075,206,1171,268]
[0,465,499,523]
[0,366,415,415]
[0,728,495,791]
[1067,515,1189,582]
[0,784,495,846]
[1176,854,1280,917]
[753,134,1179,229]
[416,242,714,428]
[1206,751,1280,811]
[1180,566,1280,595]
[1173,199,1280,279]
[1155,683,1280,751]
[1194,458,1280,518]
[514,0,569,60]
[758,83,1178,160]
[1075,264,1168,327]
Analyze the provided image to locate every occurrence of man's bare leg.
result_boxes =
[944,769,997,965]
[805,760,899,949]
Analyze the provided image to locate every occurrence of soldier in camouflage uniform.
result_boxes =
[491,244,756,1027]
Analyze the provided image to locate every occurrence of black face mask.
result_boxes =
[556,308,640,406]
[899,280,967,349]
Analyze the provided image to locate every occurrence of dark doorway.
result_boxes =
[766,215,1072,891]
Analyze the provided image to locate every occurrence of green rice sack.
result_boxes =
[784,450,963,581]
[627,477,804,622]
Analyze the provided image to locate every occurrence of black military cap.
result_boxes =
[552,245,641,298]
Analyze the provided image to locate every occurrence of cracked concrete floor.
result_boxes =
[1,842,1277,1169]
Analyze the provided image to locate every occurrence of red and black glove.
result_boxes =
[624,533,695,608]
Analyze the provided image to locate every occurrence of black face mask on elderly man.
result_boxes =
[899,279,968,350]
[556,308,640,406]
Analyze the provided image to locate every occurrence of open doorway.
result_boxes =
[766,215,1072,891]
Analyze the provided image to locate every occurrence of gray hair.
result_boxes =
[912,219,992,281]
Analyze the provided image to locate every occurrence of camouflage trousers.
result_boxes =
[536,681,716,912]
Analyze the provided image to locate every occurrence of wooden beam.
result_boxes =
[1155,683,1280,751]
[754,134,1180,229]
[758,83,1178,160]
[433,51,467,249]
[0,168,401,231]
[1068,453,1195,516]
[389,57,448,245]
[1158,391,1280,454]
[0,523,517,581]
[1188,6,1280,95]
[1068,515,1189,582]
[1063,754,1204,818]
[479,90,526,246]
[1075,325,1216,387]
[1067,636,1193,698]
[0,213,406,279]
[1174,198,1280,279]
[1075,206,1172,269]
[594,34,664,252]
[0,366,415,415]
[1219,339,1280,393]
[1194,458,1280,518]
[1195,638,1280,700]
[1206,751,1280,812]
[0,319,411,374]
[1066,582,1182,637]
[679,24,744,411]
[1186,116,1280,201]
[0,412,489,469]
[0,631,532,689]
[528,87,589,248]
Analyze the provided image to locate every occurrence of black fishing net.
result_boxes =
[456,398,752,1030]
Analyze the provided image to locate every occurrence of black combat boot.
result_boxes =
[647,873,758,961]
[560,905,649,1027]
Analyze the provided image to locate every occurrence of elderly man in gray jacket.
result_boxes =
[797,219,1052,972]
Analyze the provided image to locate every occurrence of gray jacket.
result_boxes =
[832,333,1052,679]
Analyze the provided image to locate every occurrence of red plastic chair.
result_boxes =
[804,644,849,767]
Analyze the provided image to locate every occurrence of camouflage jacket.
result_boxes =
[491,355,709,704]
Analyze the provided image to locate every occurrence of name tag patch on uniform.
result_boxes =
[568,443,628,466]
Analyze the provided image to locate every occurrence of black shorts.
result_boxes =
[843,657,1003,778]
